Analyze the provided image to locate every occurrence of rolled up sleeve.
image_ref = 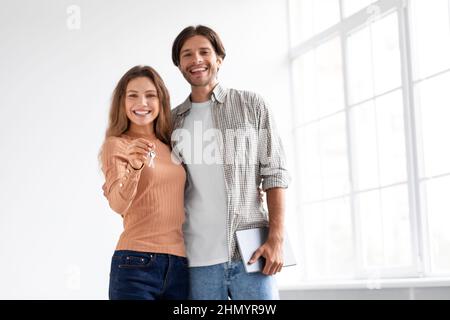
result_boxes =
[256,97,291,191]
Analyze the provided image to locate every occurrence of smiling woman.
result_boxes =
[97,65,188,300]
[104,65,172,144]
[125,78,160,127]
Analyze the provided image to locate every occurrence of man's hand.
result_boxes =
[248,237,284,275]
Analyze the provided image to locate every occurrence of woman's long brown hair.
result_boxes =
[98,65,173,168]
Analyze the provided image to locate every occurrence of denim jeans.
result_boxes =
[109,250,189,300]
[188,260,279,300]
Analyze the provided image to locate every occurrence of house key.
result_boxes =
[148,149,156,168]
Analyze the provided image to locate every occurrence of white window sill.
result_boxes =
[279,277,450,291]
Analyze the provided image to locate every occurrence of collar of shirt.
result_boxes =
[176,83,227,116]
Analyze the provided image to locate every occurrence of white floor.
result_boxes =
[280,287,450,300]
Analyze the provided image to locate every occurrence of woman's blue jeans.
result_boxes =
[109,250,189,300]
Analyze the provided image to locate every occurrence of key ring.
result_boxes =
[148,149,156,168]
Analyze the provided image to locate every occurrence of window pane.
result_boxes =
[289,0,341,45]
[315,37,345,117]
[415,72,450,177]
[357,189,383,266]
[380,185,413,267]
[320,113,350,199]
[293,51,316,125]
[293,38,344,125]
[372,12,402,95]
[297,114,349,202]
[297,124,322,202]
[342,0,375,18]
[302,197,354,279]
[347,26,373,104]
[347,12,402,104]
[350,100,379,190]
[351,91,407,191]
[410,0,450,79]
[357,185,413,268]
[376,90,407,186]
[425,176,450,273]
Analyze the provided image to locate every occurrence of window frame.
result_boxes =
[286,0,448,283]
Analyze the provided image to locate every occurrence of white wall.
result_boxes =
[0,0,295,299]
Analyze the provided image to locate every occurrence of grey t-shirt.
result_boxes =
[181,100,228,267]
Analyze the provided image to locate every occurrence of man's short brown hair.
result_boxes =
[172,25,226,67]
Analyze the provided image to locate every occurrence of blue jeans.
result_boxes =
[109,250,189,300]
[188,260,279,300]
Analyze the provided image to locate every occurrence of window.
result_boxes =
[410,0,450,275]
[285,0,450,285]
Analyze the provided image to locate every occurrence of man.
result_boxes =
[170,25,290,300]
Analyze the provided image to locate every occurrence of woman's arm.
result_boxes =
[101,137,145,216]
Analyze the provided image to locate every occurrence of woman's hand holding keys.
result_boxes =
[125,138,156,170]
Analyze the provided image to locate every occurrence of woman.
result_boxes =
[99,65,188,300]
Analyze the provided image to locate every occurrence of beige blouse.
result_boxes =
[101,133,186,257]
